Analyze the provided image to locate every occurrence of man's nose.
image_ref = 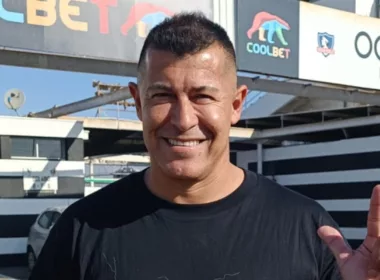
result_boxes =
[170,99,198,132]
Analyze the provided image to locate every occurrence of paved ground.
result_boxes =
[0,267,28,280]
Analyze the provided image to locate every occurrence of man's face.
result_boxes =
[130,44,247,180]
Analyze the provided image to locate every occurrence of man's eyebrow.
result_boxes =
[146,83,172,92]
[193,86,219,93]
[146,84,219,93]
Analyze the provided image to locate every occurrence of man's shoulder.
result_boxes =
[245,169,334,223]
[63,170,147,220]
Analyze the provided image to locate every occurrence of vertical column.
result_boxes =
[257,143,263,174]
[0,136,11,159]
[65,138,84,160]
[57,138,85,197]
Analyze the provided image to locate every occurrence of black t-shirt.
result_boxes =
[29,168,342,280]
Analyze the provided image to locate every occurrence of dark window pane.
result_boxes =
[37,139,62,159]
[11,137,35,157]
[50,212,61,227]
[37,211,53,229]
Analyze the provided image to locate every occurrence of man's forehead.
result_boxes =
[144,45,228,72]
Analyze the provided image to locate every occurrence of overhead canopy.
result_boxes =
[233,105,380,144]
[58,116,255,156]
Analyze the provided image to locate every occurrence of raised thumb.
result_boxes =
[318,225,352,267]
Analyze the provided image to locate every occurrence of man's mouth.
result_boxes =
[165,138,204,147]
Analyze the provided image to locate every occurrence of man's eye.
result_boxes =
[195,94,212,99]
[152,93,172,98]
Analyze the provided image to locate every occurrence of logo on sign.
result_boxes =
[120,3,174,38]
[246,11,291,59]
[354,31,380,60]
[0,0,173,37]
[317,32,335,57]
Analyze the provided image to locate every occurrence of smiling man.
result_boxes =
[129,16,246,205]
[29,12,380,280]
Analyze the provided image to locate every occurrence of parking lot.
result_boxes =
[0,267,28,280]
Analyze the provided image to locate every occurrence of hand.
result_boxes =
[318,185,380,280]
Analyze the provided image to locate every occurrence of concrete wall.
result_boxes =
[232,135,380,249]
[0,116,85,267]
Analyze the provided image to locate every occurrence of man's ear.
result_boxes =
[129,82,142,121]
[231,85,248,125]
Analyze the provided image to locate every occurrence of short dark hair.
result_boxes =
[137,12,236,71]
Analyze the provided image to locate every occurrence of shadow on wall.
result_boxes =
[306,0,356,12]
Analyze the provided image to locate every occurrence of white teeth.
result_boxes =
[167,139,200,147]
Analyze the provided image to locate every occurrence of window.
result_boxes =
[37,139,62,159]
[37,211,54,229]
[50,211,61,226]
[10,137,64,160]
[11,138,35,157]
[37,211,61,229]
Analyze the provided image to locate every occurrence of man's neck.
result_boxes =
[145,161,245,205]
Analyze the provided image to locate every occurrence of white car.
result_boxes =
[26,206,67,272]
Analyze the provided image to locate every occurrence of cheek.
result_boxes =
[198,105,230,135]
[142,104,171,128]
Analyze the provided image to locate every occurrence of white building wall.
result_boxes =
[234,135,380,249]
[0,116,85,266]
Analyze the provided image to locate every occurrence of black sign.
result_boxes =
[235,0,300,78]
[0,0,213,64]
[354,31,380,60]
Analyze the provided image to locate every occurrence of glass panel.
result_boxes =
[37,212,53,229]
[11,137,35,157]
[37,139,62,159]
[50,212,61,227]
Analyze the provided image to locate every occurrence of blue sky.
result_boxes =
[0,66,265,120]
[0,65,139,120]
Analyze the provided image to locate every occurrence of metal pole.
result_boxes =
[246,114,380,141]
[257,142,263,174]
[28,88,131,118]
[90,160,94,188]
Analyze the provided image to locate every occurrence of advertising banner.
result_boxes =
[298,2,380,90]
[0,0,213,64]
[235,0,300,79]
